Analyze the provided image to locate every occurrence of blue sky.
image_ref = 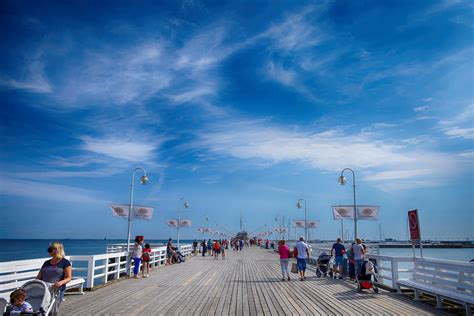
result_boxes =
[0,0,473,241]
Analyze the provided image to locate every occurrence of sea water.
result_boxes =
[2,239,474,263]
[0,239,198,262]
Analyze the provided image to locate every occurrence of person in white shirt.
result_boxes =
[351,238,365,276]
[295,236,310,281]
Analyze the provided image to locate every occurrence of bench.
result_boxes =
[0,257,85,301]
[397,257,474,315]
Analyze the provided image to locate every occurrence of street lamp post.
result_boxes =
[126,168,148,268]
[177,198,189,250]
[296,199,308,242]
[339,168,357,240]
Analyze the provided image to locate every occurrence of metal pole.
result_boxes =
[304,201,308,242]
[341,219,344,243]
[352,171,357,240]
[126,172,135,267]
[177,198,183,250]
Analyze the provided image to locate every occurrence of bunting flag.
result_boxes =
[357,206,380,220]
[331,206,356,220]
[109,204,154,220]
[196,228,203,233]
[273,227,289,233]
[197,227,210,233]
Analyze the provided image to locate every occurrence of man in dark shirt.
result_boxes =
[331,238,346,279]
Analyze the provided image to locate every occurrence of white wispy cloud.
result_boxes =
[0,178,105,204]
[81,136,161,162]
[0,59,52,93]
[439,103,474,139]
[193,117,465,189]
[414,105,430,112]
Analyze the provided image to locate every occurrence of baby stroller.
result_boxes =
[316,253,333,277]
[356,260,379,293]
[3,280,59,315]
[176,251,185,263]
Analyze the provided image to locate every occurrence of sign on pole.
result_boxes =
[408,209,423,257]
[408,209,420,240]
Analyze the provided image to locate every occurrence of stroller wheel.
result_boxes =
[374,288,379,293]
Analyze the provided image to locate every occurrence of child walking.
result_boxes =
[142,243,151,278]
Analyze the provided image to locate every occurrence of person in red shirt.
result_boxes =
[278,240,291,281]
[142,243,151,278]
[213,241,221,260]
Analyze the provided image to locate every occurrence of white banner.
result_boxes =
[357,206,380,220]
[331,206,355,220]
[293,220,305,228]
[293,220,318,228]
[133,206,153,220]
[110,204,154,220]
[180,220,192,227]
[110,204,129,219]
[166,220,178,228]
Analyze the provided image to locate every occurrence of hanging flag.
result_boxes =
[180,220,192,227]
[133,205,154,220]
[293,220,306,228]
[110,204,154,220]
[166,220,178,227]
[357,206,380,220]
[306,220,320,228]
[331,206,355,220]
[110,204,129,219]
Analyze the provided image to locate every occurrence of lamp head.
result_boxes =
[296,201,302,209]
[338,175,346,185]
[184,201,190,208]
[140,175,149,185]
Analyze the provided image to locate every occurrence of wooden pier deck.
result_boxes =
[62,247,452,315]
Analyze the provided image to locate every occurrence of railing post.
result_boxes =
[391,258,399,290]
[87,256,95,289]
[104,257,109,284]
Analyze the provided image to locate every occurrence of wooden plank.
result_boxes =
[61,246,454,316]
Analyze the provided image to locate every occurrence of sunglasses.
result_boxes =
[47,247,57,253]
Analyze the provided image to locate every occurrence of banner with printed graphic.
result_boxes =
[293,220,319,228]
[166,220,178,228]
[110,204,154,220]
[110,204,129,219]
[180,220,192,227]
[293,220,305,228]
[357,206,380,220]
[133,206,154,220]
[306,220,319,228]
[331,206,355,220]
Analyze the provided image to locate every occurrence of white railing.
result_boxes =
[180,244,193,256]
[366,254,415,289]
[0,256,85,299]
[0,244,193,294]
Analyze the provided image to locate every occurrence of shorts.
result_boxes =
[214,250,221,254]
[167,251,172,258]
[335,256,344,267]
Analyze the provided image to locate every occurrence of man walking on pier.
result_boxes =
[296,236,310,281]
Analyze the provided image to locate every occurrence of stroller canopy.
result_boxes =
[21,280,53,312]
